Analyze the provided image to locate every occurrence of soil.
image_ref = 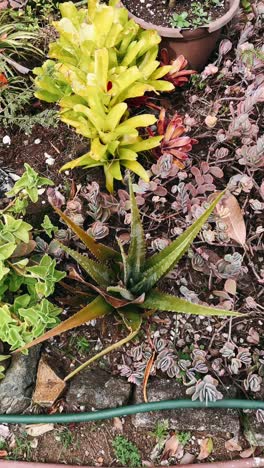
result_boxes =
[122,0,227,28]
[7,421,250,466]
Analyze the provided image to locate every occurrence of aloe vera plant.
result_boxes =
[16,177,240,381]
[33,0,174,191]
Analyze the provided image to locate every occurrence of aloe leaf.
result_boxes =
[61,245,114,287]
[53,206,120,262]
[132,192,225,294]
[140,289,241,317]
[15,296,113,354]
[126,175,146,284]
[64,307,142,382]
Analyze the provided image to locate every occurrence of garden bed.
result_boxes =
[0,0,264,465]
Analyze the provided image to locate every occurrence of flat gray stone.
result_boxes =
[66,368,132,410]
[0,346,41,414]
[132,378,240,435]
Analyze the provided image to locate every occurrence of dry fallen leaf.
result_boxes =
[240,447,255,458]
[225,437,242,452]
[32,357,66,408]
[25,423,54,437]
[197,437,213,460]
[113,417,123,433]
[161,434,179,460]
[212,192,246,246]
[224,279,237,296]
[0,451,7,458]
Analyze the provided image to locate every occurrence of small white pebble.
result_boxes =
[44,152,52,159]
[65,170,70,176]
[206,326,213,332]
[2,135,11,145]
[34,138,41,144]
[46,157,55,166]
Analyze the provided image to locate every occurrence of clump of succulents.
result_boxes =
[33,0,174,191]
[16,175,239,382]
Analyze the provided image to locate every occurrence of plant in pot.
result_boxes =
[120,0,240,70]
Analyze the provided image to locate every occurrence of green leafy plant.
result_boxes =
[112,435,141,468]
[0,10,42,78]
[170,12,190,28]
[192,3,210,26]
[6,163,54,214]
[33,0,174,191]
[16,176,240,381]
[0,165,64,363]
[178,431,191,446]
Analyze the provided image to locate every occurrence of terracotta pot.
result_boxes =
[121,0,240,70]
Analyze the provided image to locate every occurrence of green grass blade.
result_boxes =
[53,206,121,262]
[132,191,224,295]
[126,175,146,285]
[15,296,113,354]
[140,289,242,317]
[61,245,114,287]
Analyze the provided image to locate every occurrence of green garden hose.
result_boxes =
[0,399,263,424]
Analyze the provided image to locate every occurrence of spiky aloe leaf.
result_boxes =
[140,289,241,317]
[64,306,142,381]
[126,176,146,285]
[132,191,224,295]
[14,296,113,354]
[61,245,114,287]
[121,160,149,182]
[53,206,121,262]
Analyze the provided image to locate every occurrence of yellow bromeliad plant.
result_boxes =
[33,0,174,191]
[16,179,241,382]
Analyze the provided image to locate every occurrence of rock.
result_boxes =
[0,346,40,414]
[32,356,66,408]
[66,368,132,410]
[243,386,264,446]
[244,412,264,446]
[132,378,239,435]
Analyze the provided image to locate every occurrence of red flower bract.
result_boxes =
[150,108,198,169]
[160,49,196,87]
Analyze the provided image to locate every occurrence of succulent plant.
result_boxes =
[186,375,224,403]
[16,176,240,381]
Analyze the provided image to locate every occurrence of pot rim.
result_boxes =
[120,0,240,38]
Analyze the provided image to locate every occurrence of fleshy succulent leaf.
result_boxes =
[140,289,241,317]
[132,191,225,295]
[61,245,114,287]
[53,205,121,262]
[14,296,113,354]
[126,175,146,285]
